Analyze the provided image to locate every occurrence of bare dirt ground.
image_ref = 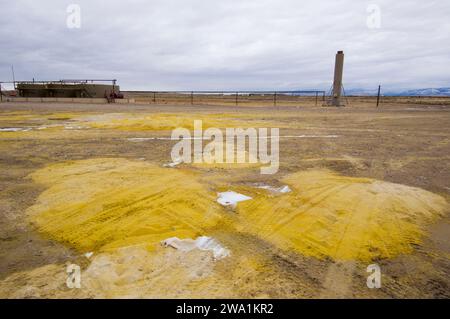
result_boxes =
[0,98,449,298]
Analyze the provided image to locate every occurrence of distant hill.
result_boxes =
[345,87,450,96]
[387,88,450,96]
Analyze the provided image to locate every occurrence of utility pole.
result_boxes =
[376,85,381,107]
[11,65,16,90]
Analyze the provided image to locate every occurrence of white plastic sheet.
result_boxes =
[217,191,252,208]
[0,127,31,132]
[161,236,230,260]
[256,185,292,194]
[163,158,183,168]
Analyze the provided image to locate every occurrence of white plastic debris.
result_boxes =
[163,158,183,168]
[64,125,85,130]
[126,135,339,142]
[84,252,94,259]
[36,124,60,130]
[278,185,291,193]
[127,137,156,142]
[161,236,230,260]
[256,185,292,194]
[0,127,31,132]
[217,191,252,208]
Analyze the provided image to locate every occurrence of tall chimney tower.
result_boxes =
[332,51,344,106]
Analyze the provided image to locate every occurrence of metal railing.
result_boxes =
[125,90,326,107]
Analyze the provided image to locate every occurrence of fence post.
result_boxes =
[190,91,194,105]
[376,85,381,107]
[315,91,318,106]
[153,92,156,103]
[235,92,238,107]
[274,92,277,107]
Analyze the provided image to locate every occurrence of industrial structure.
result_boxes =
[2,52,346,105]
[1,79,121,100]
[331,51,345,106]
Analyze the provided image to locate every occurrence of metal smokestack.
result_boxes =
[332,51,344,106]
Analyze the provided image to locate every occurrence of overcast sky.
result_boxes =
[1,0,449,91]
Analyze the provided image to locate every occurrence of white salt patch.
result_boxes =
[84,252,94,259]
[217,191,252,208]
[161,236,230,260]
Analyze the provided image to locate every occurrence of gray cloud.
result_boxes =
[1,0,449,91]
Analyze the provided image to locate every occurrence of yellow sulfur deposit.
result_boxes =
[238,170,448,261]
[82,113,270,131]
[27,159,447,262]
[27,158,224,252]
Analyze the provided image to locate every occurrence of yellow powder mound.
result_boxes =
[27,159,447,262]
[238,170,448,261]
[81,113,268,131]
[0,111,80,122]
[191,140,262,170]
[27,158,224,252]
[0,244,279,298]
[0,111,36,122]
[79,245,261,298]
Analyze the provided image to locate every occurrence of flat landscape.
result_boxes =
[0,98,449,298]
